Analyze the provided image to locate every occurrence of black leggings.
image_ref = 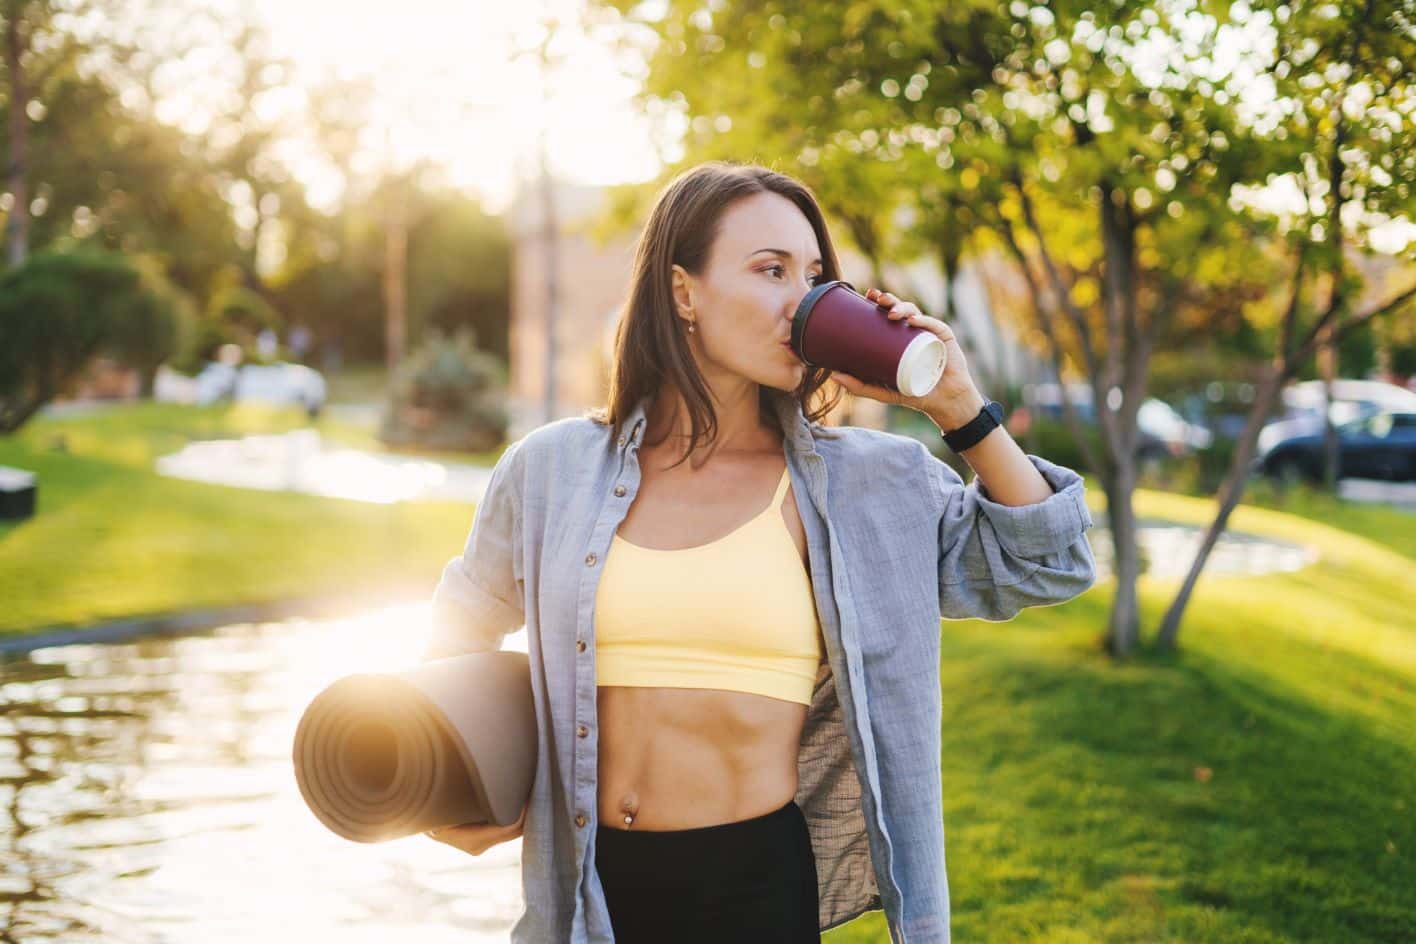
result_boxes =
[594,798,820,943]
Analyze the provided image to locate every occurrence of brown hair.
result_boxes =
[585,160,846,467]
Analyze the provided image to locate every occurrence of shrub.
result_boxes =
[0,248,189,432]
[379,328,510,452]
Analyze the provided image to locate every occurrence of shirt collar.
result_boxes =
[617,387,818,457]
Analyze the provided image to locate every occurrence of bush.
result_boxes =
[379,328,510,452]
[0,248,190,432]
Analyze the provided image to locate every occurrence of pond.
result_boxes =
[154,429,493,504]
[0,603,526,943]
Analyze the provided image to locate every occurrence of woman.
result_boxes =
[422,161,1097,944]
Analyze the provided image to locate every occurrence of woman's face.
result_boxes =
[671,191,825,391]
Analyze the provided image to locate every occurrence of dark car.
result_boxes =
[1256,410,1416,483]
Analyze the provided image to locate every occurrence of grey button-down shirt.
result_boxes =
[424,387,1097,944]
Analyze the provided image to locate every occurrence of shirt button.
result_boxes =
[575,812,588,828]
[576,639,587,652]
[617,436,626,446]
[614,485,625,497]
[576,724,588,738]
[585,552,597,566]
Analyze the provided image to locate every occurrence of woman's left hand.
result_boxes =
[829,288,986,429]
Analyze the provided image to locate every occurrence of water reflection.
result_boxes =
[0,603,527,942]
[1089,518,1320,580]
[154,430,494,504]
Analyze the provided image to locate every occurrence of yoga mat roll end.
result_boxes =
[292,650,537,842]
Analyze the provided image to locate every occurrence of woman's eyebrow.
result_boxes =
[747,248,823,265]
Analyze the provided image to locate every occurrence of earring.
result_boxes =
[687,322,695,333]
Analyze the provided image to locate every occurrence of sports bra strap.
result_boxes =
[771,464,791,507]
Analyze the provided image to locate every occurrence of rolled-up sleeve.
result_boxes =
[423,437,528,660]
[928,448,1098,622]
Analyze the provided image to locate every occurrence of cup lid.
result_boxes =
[790,279,856,363]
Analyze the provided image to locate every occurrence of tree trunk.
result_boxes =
[1102,457,1141,657]
[1319,323,1339,491]
[383,180,407,384]
[4,7,30,267]
[1319,98,1347,493]
[1097,181,1147,657]
[1155,366,1286,649]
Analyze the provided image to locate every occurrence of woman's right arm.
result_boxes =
[422,437,529,661]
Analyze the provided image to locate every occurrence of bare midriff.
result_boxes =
[596,439,816,832]
[596,685,809,830]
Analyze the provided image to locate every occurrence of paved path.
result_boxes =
[1337,478,1416,510]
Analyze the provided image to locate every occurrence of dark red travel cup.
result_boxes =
[789,280,946,397]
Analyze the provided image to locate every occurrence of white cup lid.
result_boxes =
[896,333,947,398]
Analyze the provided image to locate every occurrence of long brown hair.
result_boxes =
[585,160,846,467]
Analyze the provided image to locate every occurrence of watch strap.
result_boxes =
[942,400,1004,453]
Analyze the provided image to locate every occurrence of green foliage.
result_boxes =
[0,249,188,432]
[1024,416,1105,477]
[379,328,511,452]
[2,10,512,372]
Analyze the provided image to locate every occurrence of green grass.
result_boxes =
[1237,476,1416,561]
[1132,467,1416,562]
[0,401,504,634]
[826,485,1415,943]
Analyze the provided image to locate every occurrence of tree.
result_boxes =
[591,0,1414,657]
[0,248,187,430]
[1154,0,1416,648]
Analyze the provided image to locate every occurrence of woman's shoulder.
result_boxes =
[515,415,611,454]
[506,416,621,486]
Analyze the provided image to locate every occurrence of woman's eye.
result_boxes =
[767,265,821,285]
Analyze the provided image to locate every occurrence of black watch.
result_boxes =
[941,400,1005,453]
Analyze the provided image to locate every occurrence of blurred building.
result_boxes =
[503,177,1047,441]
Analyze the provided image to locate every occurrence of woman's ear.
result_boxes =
[670,264,695,321]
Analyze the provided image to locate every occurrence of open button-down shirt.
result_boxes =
[424,387,1098,944]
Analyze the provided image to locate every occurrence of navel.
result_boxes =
[618,790,639,828]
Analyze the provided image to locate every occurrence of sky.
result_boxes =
[115,0,1408,253]
[196,0,673,215]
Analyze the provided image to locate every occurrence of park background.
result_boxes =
[0,0,1413,941]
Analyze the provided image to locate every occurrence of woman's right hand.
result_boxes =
[424,801,527,856]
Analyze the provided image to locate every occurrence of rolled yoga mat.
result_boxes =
[292,650,536,843]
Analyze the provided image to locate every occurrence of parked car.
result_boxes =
[1256,410,1416,483]
[1257,379,1416,457]
[154,361,326,418]
[1174,379,1259,442]
[234,362,326,417]
[1022,383,1213,459]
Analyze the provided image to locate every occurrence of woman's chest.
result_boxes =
[613,454,810,570]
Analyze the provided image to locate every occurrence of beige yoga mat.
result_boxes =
[292,650,536,843]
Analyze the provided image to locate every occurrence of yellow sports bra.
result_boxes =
[593,465,825,706]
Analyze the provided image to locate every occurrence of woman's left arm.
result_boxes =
[831,287,1097,620]
[925,437,1097,622]
[919,386,1056,508]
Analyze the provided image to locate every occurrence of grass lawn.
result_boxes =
[828,484,1415,943]
[0,400,505,635]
